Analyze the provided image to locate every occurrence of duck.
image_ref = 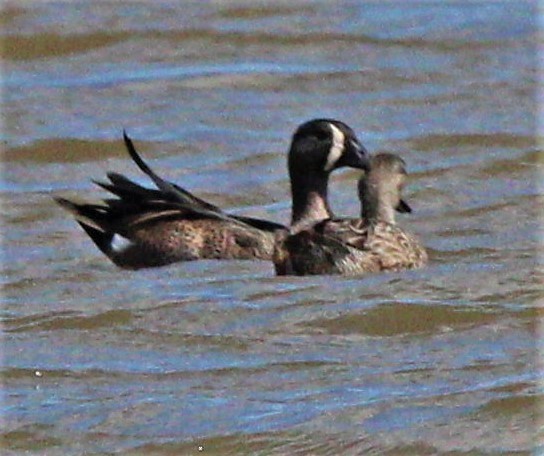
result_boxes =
[273,153,428,276]
[55,119,371,269]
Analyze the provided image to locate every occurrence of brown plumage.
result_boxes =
[273,153,428,276]
[55,119,370,269]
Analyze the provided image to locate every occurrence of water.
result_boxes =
[2,1,541,454]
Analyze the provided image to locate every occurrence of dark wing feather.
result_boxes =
[122,131,286,232]
[123,130,221,212]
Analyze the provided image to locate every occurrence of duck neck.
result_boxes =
[360,180,396,226]
[290,171,332,232]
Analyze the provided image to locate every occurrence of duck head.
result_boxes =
[358,153,411,224]
[288,119,371,229]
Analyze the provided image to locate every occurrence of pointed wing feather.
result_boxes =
[122,130,221,211]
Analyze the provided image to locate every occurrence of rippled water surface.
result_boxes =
[2,1,542,454]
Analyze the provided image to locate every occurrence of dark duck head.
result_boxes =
[288,118,370,231]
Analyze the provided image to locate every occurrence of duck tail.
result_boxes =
[54,197,114,257]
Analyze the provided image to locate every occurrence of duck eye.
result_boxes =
[313,130,329,141]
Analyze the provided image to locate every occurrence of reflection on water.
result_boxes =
[2,1,540,454]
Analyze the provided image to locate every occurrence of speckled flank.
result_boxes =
[55,119,369,269]
[110,218,277,269]
[274,153,428,276]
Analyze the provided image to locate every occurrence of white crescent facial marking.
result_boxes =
[110,234,133,253]
[324,124,345,171]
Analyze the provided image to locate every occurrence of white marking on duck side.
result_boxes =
[324,124,345,171]
[110,234,133,253]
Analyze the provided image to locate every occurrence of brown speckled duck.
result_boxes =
[273,153,428,276]
[55,119,370,269]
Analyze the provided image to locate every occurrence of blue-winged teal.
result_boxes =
[55,119,370,269]
[273,153,428,276]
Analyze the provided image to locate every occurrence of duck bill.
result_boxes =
[396,198,412,213]
[335,141,371,172]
